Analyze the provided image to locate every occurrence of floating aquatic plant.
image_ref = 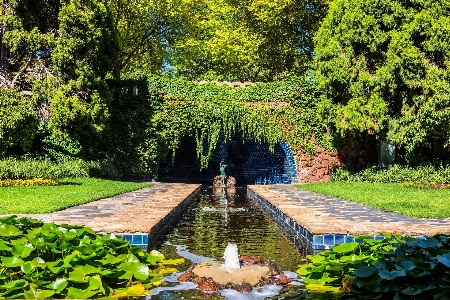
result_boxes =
[0,216,183,299]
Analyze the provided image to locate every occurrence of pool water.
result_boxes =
[147,187,311,299]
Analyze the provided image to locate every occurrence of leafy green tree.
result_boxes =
[166,0,329,81]
[1,0,119,152]
[315,0,450,158]
[108,0,174,78]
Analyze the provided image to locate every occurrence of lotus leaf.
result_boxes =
[67,287,99,299]
[161,258,185,265]
[437,253,450,268]
[23,287,55,300]
[46,260,70,274]
[332,242,359,254]
[0,240,11,251]
[398,260,416,271]
[378,269,406,280]
[29,257,46,268]
[353,266,377,277]
[46,278,68,292]
[1,256,24,267]
[11,243,34,258]
[401,286,423,295]
[118,253,140,263]
[21,262,34,274]
[0,225,21,237]
[69,265,101,282]
[99,254,122,265]
[113,282,150,297]
[118,262,149,281]
[156,267,178,275]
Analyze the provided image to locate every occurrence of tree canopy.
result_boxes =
[168,0,329,81]
[315,0,450,158]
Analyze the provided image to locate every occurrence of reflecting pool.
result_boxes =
[147,187,311,299]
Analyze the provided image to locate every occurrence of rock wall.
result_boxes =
[296,134,378,183]
[297,146,341,183]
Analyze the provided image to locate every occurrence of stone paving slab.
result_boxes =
[1,183,200,234]
[249,184,450,236]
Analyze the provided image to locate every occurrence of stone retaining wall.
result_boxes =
[297,146,341,183]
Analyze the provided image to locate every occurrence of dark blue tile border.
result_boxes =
[247,187,391,254]
[280,142,298,183]
[116,233,148,250]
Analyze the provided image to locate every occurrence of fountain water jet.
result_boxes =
[222,243,240,271]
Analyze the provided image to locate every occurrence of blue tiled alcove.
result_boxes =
[158,132,297,185]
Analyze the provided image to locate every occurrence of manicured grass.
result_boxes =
[296,182,450,218]
[0,178,152,214]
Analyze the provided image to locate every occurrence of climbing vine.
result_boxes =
[148,75,333,168]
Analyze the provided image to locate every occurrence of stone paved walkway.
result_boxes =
[249,185,450,236]
[2,183,200,234]
[5,183,450,238]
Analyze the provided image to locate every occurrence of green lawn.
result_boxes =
[296,182,450,218]
[0,178,152,214]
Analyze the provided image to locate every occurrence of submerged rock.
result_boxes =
[240,255,263,266]
[191,261,270,286]
[177,272,192,282]
[235,282,252,293]
[269,273,293,285]
[265,259,284,276]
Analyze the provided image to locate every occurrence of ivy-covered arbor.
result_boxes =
[146,75,331,183]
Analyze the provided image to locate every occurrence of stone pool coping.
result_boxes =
[4,183,450,253]
[249,185,450,251]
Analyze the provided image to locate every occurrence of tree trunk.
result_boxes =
[113,60,121,79]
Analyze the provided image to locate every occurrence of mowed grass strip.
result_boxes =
[296,182,450,218]
[0,178,152,214]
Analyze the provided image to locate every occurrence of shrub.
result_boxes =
[298,235,450,298]
[331,164,450,184]
[0,89,39,156]
[0,158,120,180]
[0,216,182,298]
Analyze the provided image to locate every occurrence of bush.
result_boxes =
[298,235,450,298]
[0,158,120,180]
[331,164,450,184]
[0,88,39,156]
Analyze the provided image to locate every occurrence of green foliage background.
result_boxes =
[2,0,450,179]
[315,0,450,160]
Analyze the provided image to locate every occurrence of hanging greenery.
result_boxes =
[148,75,333,168]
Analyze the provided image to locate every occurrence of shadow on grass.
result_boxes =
[60,182,83,186]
